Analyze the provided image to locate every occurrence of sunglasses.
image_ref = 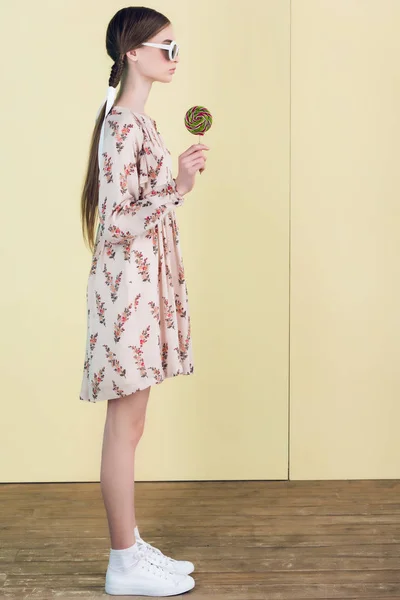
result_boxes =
[141,40,180,61]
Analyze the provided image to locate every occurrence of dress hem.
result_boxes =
[79,368,194,404]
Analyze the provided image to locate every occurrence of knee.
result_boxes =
[130,418,145,445]
[105,408,146,446]
[106,390,149,445]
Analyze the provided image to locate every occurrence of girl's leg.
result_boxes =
[100,386,151,549]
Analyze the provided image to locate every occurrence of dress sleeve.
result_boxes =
[102,116,185,245]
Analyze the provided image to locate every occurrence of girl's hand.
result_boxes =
[174,144,210,196]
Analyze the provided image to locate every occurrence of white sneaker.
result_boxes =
[105,552,195,596]
[136,536,195,575]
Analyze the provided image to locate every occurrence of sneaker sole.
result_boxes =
[105,576,195,596]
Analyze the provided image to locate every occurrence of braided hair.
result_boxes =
[109,55,126,90]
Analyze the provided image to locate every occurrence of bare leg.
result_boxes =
[100,386,151,549]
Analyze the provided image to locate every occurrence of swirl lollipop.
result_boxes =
[185,106,213,174]
[185,105,212,139]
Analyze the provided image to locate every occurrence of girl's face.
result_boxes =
[130,25,180,83]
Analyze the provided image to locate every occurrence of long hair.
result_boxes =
[80,6,170,253]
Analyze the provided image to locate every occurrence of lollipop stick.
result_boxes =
[199,134,203,175]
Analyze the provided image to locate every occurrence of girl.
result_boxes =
[79,6,209,596]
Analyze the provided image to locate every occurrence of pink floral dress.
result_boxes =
[79,106,194,402]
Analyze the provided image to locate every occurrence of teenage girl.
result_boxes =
[79,6,209,596]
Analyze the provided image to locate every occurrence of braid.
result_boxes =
[108,54,126,88]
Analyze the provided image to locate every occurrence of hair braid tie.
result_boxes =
[95,54,126,170]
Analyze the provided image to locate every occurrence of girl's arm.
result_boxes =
[102,117,184,244]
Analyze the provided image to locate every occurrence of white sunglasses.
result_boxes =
[141,40,180,61]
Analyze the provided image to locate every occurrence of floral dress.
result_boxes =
[79,106,194,402]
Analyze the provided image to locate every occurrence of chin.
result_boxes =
[158,73,174,83]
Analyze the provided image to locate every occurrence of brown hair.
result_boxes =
[80,6,170,253]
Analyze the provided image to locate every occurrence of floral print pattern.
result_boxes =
[79,107,194,402]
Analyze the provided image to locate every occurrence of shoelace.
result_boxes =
[138,539,175,568]
[140,555,180,582]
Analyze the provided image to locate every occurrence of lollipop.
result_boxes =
[185,106,212,174]
[185,105,212,139]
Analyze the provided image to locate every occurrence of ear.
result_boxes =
[126,49,139,63]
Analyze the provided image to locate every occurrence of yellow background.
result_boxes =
[1,0,399,482]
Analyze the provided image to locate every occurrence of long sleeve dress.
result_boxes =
[79,106,194,403]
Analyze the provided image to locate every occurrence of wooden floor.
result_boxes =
[0,480,400,599]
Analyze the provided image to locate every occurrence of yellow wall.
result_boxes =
[1,0,398,482]
[290,0,400,479]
